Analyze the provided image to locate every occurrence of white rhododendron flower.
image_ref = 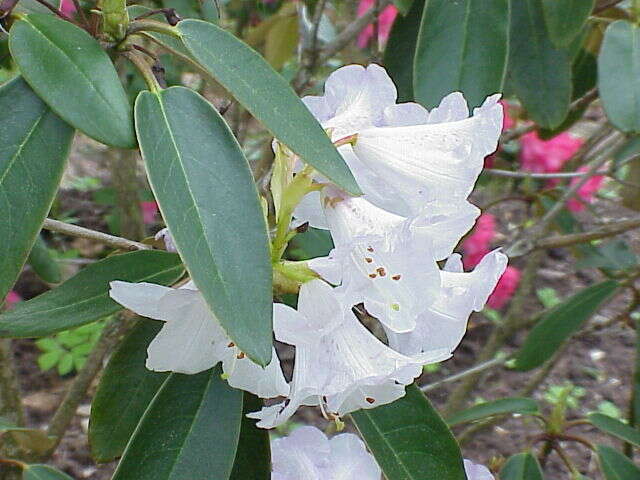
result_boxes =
[248,280,441,428]
[464,459,495,480]
[154,227,177,253]
[296,63,502,221]
[270,426,380,480]
[109,281,289,399]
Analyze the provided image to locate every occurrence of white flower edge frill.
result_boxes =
[270,426,381,480]
[109,281,289,399]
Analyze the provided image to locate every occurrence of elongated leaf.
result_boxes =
[135,86,272,365]
[9,14,135,148]
[413,0,509,109]
[113,367,243,480]
[90,321,168,462]
[27,235,61,284]
[599,20,640,133]
[352,385,466,480]
[447,397,539,427]
[507,0,572,128]
[513,280,618,371]
[0,77,73,301]
[589,413,640,447]
[177,20,360,195]
[597,444,640,479]
[0,251,183,338]
[542,0,594,47]
[230,393,270,480]
[22,465,73,480]
[384,0,424,102]
[499,453,544,480]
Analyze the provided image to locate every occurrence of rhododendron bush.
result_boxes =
[0,0,639,479]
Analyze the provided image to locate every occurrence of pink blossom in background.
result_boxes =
[60,0,75,15]
[567,167,605,213]
[140,201,159,225]
[487,266,521,310]
[462,213,496,269]
[520,131,583,174]
[4,291,22,309]
[357,0,398,48]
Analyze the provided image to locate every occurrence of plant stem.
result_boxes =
[421,356,509,393]
[107,148,145,241]
[122,50,161,93]
[42,218,150,251]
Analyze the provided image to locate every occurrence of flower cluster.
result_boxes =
[272,426,494,480]
[109,64,507,430]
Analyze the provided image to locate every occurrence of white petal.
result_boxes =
[352,95,502,217]
[109,281,173,321]
[145,292,221,374]
[307,253,342,285]
[271,426,330,480]
[301,95,334,124]
[326,433,381,480]
[427,91,469,124]
[464,459,495,480]
[385,249,508,361]
[292,190,328,230]
[383,102,430,127]
[220,346,289,398]
[155,228,177,253]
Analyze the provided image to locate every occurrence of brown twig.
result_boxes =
[42,218,151,251]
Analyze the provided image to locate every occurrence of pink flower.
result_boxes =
[357,0,398,48]
[520,131,583,174]
[4,291,22,309]
[60,0,76,15]
[140,201,159,225]
[462,214,496,269]
[487,266,521,309]
[567,167,605,213]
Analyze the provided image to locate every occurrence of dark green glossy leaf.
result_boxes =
[513,280,619,371]
[9,14,135,148]
[0,251,184,338]
[447,397,539,427]
[230,393,270,480]
[352,385,466,480]
[177,19,361,195]
[597,444,640,479]
[27,235,62,284]
[90,321,168,462]
[413,0,509,109]
[542,0,594,47]
[113,367,243,480]
[589,413,640,447]
[287,227,333,261]
[135,86,272,366]
[507,0,572,128]
[499,453,544,480]
[22,465,73,480]
[0,76,73,301]
[599,20,640,133]
[383,0,423,102]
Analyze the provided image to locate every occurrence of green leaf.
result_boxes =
[447,397,539,427]
[57,352,73,375]
[542,0,594,47]
[230,393,270,480]
[383,0,424,102]
[134,86,272,365]
[507,0,572,128]
[513,280,619,371]
[597,444,640,479]
[22,464,73,480]
[177,19,361,195]
[393,0,414,15]
[0,251,184,338]
[90,320,168,462]
[27,235,62,284]
[37,350,61,371]
[0,76,73,302]
[413,0,509,109]
[598,20,640,133]
[499,453,545,480]
[9,14,135,148]
[112,367,243,480]
[589,413,640,447]
[351,385,466,480]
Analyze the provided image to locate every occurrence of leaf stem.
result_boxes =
[121,50,161,93]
